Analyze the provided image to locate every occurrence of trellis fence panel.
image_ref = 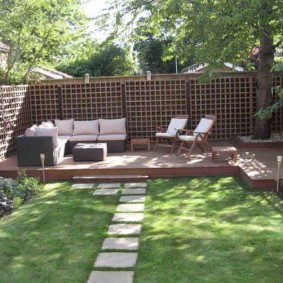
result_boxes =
[1,73,283,160]
[0,85,31,160]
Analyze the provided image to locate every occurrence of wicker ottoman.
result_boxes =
[73,143,107,161]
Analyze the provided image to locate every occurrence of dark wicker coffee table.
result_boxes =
[73,143,107,161]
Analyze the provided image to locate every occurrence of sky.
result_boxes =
[82,0,111,41]
[82,0,108,18]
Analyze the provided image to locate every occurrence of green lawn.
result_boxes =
[135,177,283,283]
[1,178,283,283]
[0,182,118,283]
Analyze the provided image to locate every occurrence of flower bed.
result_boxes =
[234,132,283,148]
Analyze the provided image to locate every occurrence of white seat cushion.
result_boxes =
[156,132,176,138]
[178,135,203,142]
[55,119,74,135]
[166,118,188,135]
[193,118,213,135]
[58,135,71,140]
[97,134,127,141]
[99,118,126,135]
[73,120,99,135]
[35,127,59,147]
[69,135,98,142]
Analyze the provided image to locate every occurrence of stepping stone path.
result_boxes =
[87,182,147,283]
[116,204,144,212]
[93,189,119,196]
[71,183,94,190]
[102,237,139,251]
[97,183,122,189]
[112,213,144,222]
[122,188,146,195]
[93,183,121,196]
[119,195,145,203]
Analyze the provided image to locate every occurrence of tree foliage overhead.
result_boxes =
[105,0,283,139]
[57,43,137,77]
[0,0,86,83]
[134,32,194,74]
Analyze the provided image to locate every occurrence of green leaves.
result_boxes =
[0,0,87,83]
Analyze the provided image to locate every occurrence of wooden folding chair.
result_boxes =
[155,115,189,154]
[177,115,217,159]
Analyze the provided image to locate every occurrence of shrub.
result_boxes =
[16,170,42,201]
[0,170,42,217]
[0,177,18,199]
[12,196,22,209]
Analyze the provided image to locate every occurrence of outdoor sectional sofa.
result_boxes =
[16,118,127,166]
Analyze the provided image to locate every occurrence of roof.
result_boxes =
[31,67,73,79]
[181,62,244,73]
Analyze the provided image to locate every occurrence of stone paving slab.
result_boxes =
[97,183,121,189]
[95,252,138,268]
[93,189,119,196]
[102,237,139,250]
[108,224,142,235]
[119,195,146,203]
[87,271,134,283]
[112,213,144,222]
[122,188,146,195]
[124,182,147,188]
[71,183,94,190]
[116,204,144,212]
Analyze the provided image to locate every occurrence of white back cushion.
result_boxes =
[73,120,99,135]
[167,118,188,135]
[99,118,126,135]
[35,127,59,147]
[193,118,213,135]
[54,119,74,135]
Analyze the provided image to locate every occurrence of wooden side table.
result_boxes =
[212,146,238,162]
[130,138,151,151]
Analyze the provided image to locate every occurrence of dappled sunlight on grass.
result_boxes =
[0,181,118,283]
[136,177,283,283]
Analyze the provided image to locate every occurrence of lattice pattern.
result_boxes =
[125,80,187,139]
[2,74,283,161]
[190,76,257,139]
[61,82,123,120]
[29,84,58,124]
[0,85,31,160]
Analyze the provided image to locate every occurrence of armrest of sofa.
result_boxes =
[16,135,55,166]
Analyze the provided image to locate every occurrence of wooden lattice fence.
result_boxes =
[1,73,283,160]
[0,85,31,160]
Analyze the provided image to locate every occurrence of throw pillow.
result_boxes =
[25,124,37,137]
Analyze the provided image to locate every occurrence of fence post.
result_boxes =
[56,85,63,120]
[121,82,126,118]
[186,80,191,128]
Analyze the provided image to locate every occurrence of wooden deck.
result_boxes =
[0,140,281,190]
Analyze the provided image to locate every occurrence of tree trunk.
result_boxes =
[253,32,274,140]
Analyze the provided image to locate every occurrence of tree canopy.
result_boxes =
[104,0,283,139]
[57,42,136,77]
[0,0,86,83]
